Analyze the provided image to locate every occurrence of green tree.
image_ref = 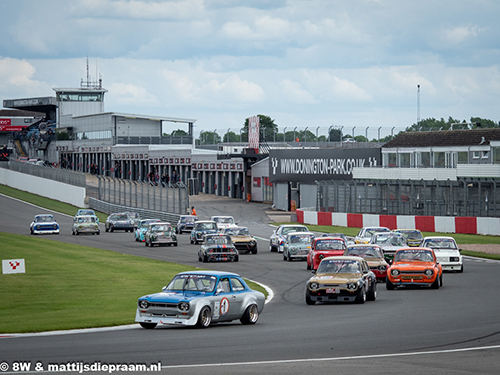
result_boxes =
[242,115,278,142]
[170,129,189,137]
[223,131,240,143]
[327,128,343,142]
[199,130,221,145]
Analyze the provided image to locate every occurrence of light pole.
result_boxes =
[365,127,369,142]
[328,125,333,143]
[304,127,308,145]
[213,129,217,144]
[240,128,243,143]
[378,126,382,142]
[226,128,230,143]
[283,127,287,142]
[316,126,320,147]
[352,126,356,139]
[391,126,395,139]
[339,126,344,142]
[293,127,297,142]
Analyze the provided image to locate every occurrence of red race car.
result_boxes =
[307,237,347,271]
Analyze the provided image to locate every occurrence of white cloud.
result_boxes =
[443,25,486,44]
[0,57,41,92]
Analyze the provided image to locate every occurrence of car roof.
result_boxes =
[35,214,53,217]
[322,256,365,262]
[177,270,240,277]
[196,220,216,223]
[287,231,314,236]
[348,244,381,248]
[423,236,456,240]
[395,229,422,232]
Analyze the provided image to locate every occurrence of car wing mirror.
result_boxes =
[162,286,167,292]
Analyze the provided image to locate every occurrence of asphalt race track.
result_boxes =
[1,193,500,375]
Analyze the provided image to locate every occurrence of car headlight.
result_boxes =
[391,269,400,276]
[138,300,150,309]
[450,257,459,262]
[309,282,319,291]
[347,283,357,290]
[425,269,434,276]
[36,225,41,230]
[178,302,190,311]
[318,254,325,260]
[250,241,256,246]
[378,265,387,271]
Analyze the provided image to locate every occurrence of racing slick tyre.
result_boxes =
[198,255,203,262]
[234,255,239,262]
[270,241,276,252]
[283,253,287,261]
[196,306,212,328]
[386,277,395,290]
[287,253,293,262]
[174,243,178,246]
[306,262,311,270]
[367,282,377,301]
[105,227,109,232]
[71,230,75,235]
[439,275,443,287]
[305,290,316,305]
[75,230,79,235]
[139,322,157,329]
[355,287,366,304]
[203,255,208,263]
[145,241,149,247]
[97,231,100,235]
[190,239,194,244]
[431,276,440,289]
[251,247,257,255]
[457,265,464,273]
[240,304,259,325]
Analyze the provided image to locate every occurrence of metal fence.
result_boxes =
[316,178,500,218]
[91,176,189,215]
[4,160,86,187]
[88,198,181,223]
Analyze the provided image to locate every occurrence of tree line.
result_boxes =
[163,115,500,145]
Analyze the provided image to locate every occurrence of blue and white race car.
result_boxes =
[135,219,161,242]
[30,214,60,235]
[136,270,265,328]
[269,224,309,253]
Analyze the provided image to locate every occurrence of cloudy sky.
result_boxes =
[1,0,499,139]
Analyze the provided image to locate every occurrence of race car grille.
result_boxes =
[150,303,178,308]
[399,270,426,274]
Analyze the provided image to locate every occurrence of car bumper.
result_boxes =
[309,291,357,303]
[135,309,197,326]
[388,277,436,287]
[440,263,463,271]
[33,229,59,234]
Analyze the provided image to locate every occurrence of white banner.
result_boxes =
[2,259,26,274]
[248,116,260,149]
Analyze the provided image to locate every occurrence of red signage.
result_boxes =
[0,119,11,126]
[0,119,25,131]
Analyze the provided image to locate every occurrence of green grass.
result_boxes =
[461,250,500,260]
[0,184,108,222]
[277,222,500,245]
[0,232,267,334]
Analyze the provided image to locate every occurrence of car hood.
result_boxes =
[432,248,459,254]
[391,261,436,269]
[139,291,212,303]
[311,273,361,284]
[312,249,344,256]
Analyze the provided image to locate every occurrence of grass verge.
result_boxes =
[461,250,500,261]
[0,232,267,334]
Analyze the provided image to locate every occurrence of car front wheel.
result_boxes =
[305,290,316,305]
[386,277,395,290]
[140,322,157,329]
[196,306,212,328]
[240,304,259,325]
[367,282,377,301]
[355,287,366,304]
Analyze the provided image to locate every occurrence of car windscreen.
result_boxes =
[346,247,383,258]
[165,274,217,292]
[394,250,434,262]
[206,236,231,245]
[423,239,457,249]
[315,239,345,250]
[317,259,361,274]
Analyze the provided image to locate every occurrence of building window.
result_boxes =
[387,153,397,167]
[472,151,480,159]
[419,152,431,167]
[434,152,446,167]
[399,153,411,167]
[482,151,489,159]
[493,147,500,164]
[457,152,468,164]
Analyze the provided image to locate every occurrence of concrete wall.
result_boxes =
[296,208,500,236]
[0,168,86,207]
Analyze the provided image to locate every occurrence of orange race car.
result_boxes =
[386,247,443,290]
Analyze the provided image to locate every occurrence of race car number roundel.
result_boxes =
[220,297,230,315]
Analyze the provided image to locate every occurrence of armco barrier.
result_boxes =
[297,209,500,236]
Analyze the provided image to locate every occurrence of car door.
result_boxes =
[213,277,244,321]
